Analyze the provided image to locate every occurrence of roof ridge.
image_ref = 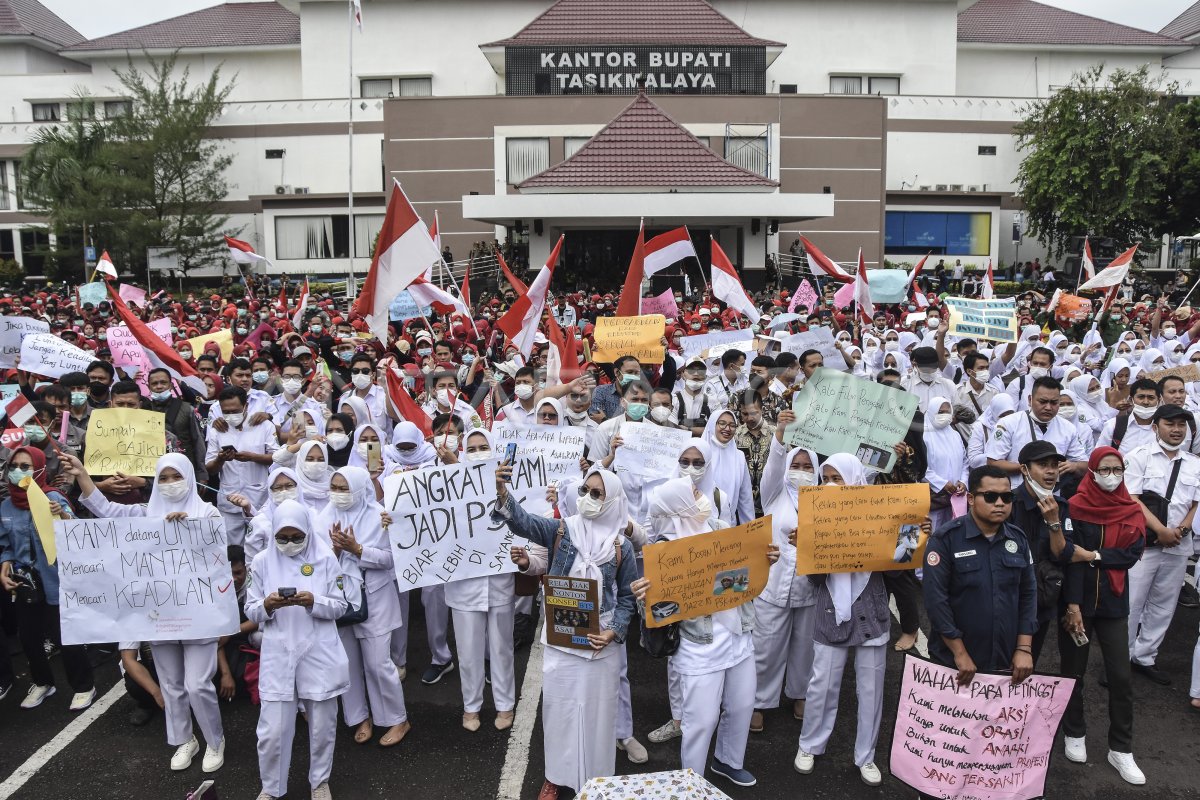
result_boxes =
[62,2,299,52]
[957,0,1187,47]
[0,0,85,47]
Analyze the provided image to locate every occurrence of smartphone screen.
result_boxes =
[366,440,381,472]
[503,442,518,466]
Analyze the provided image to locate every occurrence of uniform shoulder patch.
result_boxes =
[926,550,941,567]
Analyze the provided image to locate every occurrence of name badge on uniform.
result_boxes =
[1004,540,1019,554]
[1064,519,1073,531]
[953,549,977,558]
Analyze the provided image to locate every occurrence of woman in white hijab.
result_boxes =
[923,396,968,530]
[701,410,755,525]
[968,394,1015,468]
[67,452,227,773]
[247,500,349,800]
[293,440,331,514]
[389,421,437,470]
[1067,374,1112,436]
[1133,347,1166,379]
[315,466,410,749]
[443,429,518,733]
[240,467,302,563]
[338,395,373,430]
[631,477,777,788]
[1100,356,1133,413]
[494,465,637,800]
[347,422,394,481]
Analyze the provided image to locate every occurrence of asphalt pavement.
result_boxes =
[1,598,1198,800]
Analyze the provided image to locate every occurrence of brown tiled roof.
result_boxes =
[63,2,299,52]
[518,93,778,191]
[0,0,84,47]
[485,0,783,47]
[958,0,1186,47]
[1161,1,1200,40]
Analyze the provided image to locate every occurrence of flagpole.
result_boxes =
[346,0,357,299]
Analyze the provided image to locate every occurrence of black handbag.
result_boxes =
[336,570,369,627]
[1139,460,1182,547]
[639,601,680,659]
[10,561,43,605]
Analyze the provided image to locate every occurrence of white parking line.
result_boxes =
[0,681,126,800]
[889,597,929,659]
[497,624,545,800]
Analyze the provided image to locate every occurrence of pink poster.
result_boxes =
[118,283,147,307]
[789,279,819,313]
[640,288,680,319]
[950,492,968,518]
[890,654,1074,800]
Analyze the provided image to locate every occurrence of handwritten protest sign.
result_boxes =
[383,460,526,591]
[795,483,930,573]
[543,575,600,650]
[19,332,94,378]
[641,516,772,628]
[22,476,58,565]
[107,325,148,371]
[612,421,693,484]
[1146,363,1200,384]
[781,326,843,368]
[188,329,233,362]
[118,284,147,307]
[784,368,919,473]
[0,316,49,368]
[389,290,431,322]
[890,654,1074,800]
[679,329,754,362]
[789,279,819,313]
[944,297,1018,343]
[640,289,680,320]
[592,314,666,364]
[492,425,587,516]
[76,282,106,308]
[84,408,167,477]
[54,516,240,645]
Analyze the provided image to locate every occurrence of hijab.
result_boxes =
[1068,374,1113,427]
[701,410,749,500]
[534,397,566,427]
[1100,357,1131,390]
[294,440,331,509]
[245,466,303,562]
[315,466,386,550]
[390,420,436,468]
[1068,446,1145,596]
[146,453,215,518]
[298,409,326,438]
[338,395,372,428]
[326,413,355,468]
[823,453,871,624]
[7,446,53,511]
[647,477,711,541]
[566,467,627,582]
[922,396,965,492]
[348,423,391,470]
[1134,348,1165,378]
[767,445,819,537]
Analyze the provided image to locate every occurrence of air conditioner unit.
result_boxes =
[934,184,949,191]
[274,185,292,195]
[918,185,932,191]
[293,186,310,195]
[949,184,964,192]
[966,185,981,192]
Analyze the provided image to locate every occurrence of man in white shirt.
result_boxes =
[674,358,714,435]
[550,295,577,328]
[953,352,999,418]
[338,352,389,432]
[421,370,479,431]
[1097,379,1161,456]
[1124,405,1200,685]
[1005,347,1056,411]
[269,360,327,435]
[901,347,958,414]
[986,376,1087,489]
[704,349,748,410]
[205,386,279,544]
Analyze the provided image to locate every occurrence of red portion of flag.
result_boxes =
[616,222,646,317]
[385,366,432,437]
[495,247,528,294]
[105,282,204,388]
[460,259,472,311]
[4,394,35,427]
[225,236,256,254]
[798,236,853,283]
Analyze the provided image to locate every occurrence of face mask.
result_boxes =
[864,345,879,357]
[275,537,306,557]
[917,367,937,383]
[23,424,45,443]
[514,384,534,400]
[252,370,269,385]
[325,432,350,451]
[282,377,303,395]
[236,327,248,336]
[350,372,373,391]
[437,434,459,451]
[685,379,705,392]
[650,406,673,423]
[786,469,817,489]
[926,318,940,329]
[1157,435,1182,452]
[271,487,298,504]
[1058,406,1077,420]
[1132,404,1158,420]
[158,480,189,501]
[310,325,323,335]
[301,461,327,481]
[8,467,32,485]
[1163,326,1177,339]
[625,402,649,421]
[1093,472,1123,492]
[692,493,713,523]
[304,425,318,439]
[1065,351,1080,363]
[462,353,475,366]
[329,491,355,510]
[224,412,246,428]
[417,347,432,357]
[179,349,193,360]
[338,351,353,363]
[1028,366,1049,379]
[619,373,638,386]
[89,381,109,395]
[70,391,88,407]
[691,322,701,330]
[884,340,899,352]
[933,412,953,428]
[1086,389,1103,403]
[465,448,493,462]
[972,370,990,385]
[565,407,588,422]
[577,494,606,519]
[1023,472,1054,500]
[679,464,706,483]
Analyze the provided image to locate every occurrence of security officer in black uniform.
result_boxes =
[923,464,1038,687]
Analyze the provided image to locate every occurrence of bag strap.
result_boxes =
[1112,413,1130,450]
[1166,458,1183,502]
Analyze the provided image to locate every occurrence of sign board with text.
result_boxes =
[944,297,1018,343]
[795,483,930,574]
[591,314,666,364]
[0,316,49,369]
[84,408,167,477]
[491,425,587,516]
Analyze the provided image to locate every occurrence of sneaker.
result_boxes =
[255,792,278,800]
[129,705,156,727]
[20,684,55,709]
[859,762,882,786]
[1180,582,1200,608]
[793,748,815,774]
[617,736,648,764]
[311,782,332,800]
[170,736,199,771]
[647,719,682,743]
[0,682,11,701]
[201,737,224,772]
[1064,736,1087,763]
[710,758,756,787]
[749,710,764,733]
[69,688,96,711]
[537,780,558,800]
[1130,660,1171,686]
[421,662,455,685]
[1107,751,1145,785]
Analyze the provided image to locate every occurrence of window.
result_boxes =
[65,101,94,120]
[360,78,393,98]
[779,84,798,94]
[104,100,131,118]
[885,211,991,256]
[506,138,549,184]
[398,77,432,97]
[978,145,997,156]
[274,215,350,259]
[725,136,768,176]
[31,103,59,122]
[868,77,900,95]
[0,163,8,211]
[12,161,22,209]
[564,137,590,159]
[265,149,285,159]
[354,214,385,258]
[829,76,861,95]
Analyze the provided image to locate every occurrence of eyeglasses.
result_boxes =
[274,534,306,544]
[678,458,706,469]
[1095,467,1124,478]
[976,491,1014,505]
[350,368,372,375]
[577,485,604,501]
[715,421,736,431]
[538,413,559,422]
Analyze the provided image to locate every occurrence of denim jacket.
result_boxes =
[0,492,75,605]
[493,493,637,643]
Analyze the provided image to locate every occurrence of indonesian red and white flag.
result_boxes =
[906,253,930,293]
[95,250,117,280]
[355,180,443,342]
[497,235,563,358]
[1080,236,1096,282]
[981,259,995,299]
[1079,244,1137,292]
[276,283,288,312]
[384,366,432,437]
[225,236,267,265]
[104,282,206,395]
[544,313,581,386]
[423,211,440,282]
[459,259,472,310]
[408,275,470,318]
[710,237,759,322]
[852,248,873,322]
[494,247,528,294]
[644,227,698,277]
[352,0,363,31]
[616,222,646,317]
[291,277,310,330]
[798,236,853,283]
[4,394,35,427]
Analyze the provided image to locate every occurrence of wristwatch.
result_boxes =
[1090,550,1102,566]
[1047,522,1062,531]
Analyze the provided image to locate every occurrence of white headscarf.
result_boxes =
[922,396,965,492]
[566,467,627,582]
[648,477,712,541]
[700,410,750,502]
[245,466,303,562]
[294,440,331,509]
[1068,374,1113,428]
[147,453,215,518]
[338,395,372,428]
[534,397,566,427]
[390,420,436,468]
[315,465,386,552]
[348,423,392,470]
[297,409,326,437]
[765,445,818,537]
[1134,348,1166,378]
[1100,357,1131,390]
[823,453,871,625]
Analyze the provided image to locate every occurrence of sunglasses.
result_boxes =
[678,458,706,469]
[577,485,604,501]
[274,534,306,544]
[976,491,1014,505]
[350,368,372,375]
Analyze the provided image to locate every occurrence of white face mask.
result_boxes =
[1163,326,1177,339]
[1158,435,1182,452]
[933,412,953,429]
[275,538,306,558]
[864,345,879,356]
[224,412,246,428]
[158,480,189,501]
[271,487,298,504]
[304,425,319,439]
[352,373,372,390]
[355,443,370,461]
[1028,366,1049,379]
[786,469,816,489]
[1065,351,1080,364]
[1132,404,1158,420]
[437,434,459,451]
[565,407,588,421]
[1024,473,1054,500]
[974,370,990,385]
[692,493,713,523]
[325,432,350,451]
[577,493,606,519]
[1086,389,1103,404]
[926,318,940,329]
[301,461,328,481]
[650,405,673,423]
[884,340,899,352]
[465,448,493,462]
[1058,405,1077,420]
[679,464,706,483]
[329,491,355,510]
[514,384,535,400]
[917,367,937,384]
[685,379,706,392]
[281,377,303,395]
[1093,472,1123,492]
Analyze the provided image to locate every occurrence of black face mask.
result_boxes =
[89,381,109,395]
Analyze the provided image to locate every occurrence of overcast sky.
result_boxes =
[40,0,1197,40]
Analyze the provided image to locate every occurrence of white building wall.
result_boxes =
[955,46,1169,97]
[84,49,303,104]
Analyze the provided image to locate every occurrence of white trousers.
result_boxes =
[1127,548,1189,666]
[751,600,815,709]
[257,697,338,797]
[1190,624,1200,701]
[392,585,453,666]
[679,655,756,773]
[452,606,516,713]
[799,641,886,767]
[339,627,407,727]
[667,659,682,720]
[219,510,246,546]
[616,641,633,740]
[150,641,222,748]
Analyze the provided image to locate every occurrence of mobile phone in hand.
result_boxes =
[501,442,518,482]
[366,440,381,472]
[278,587,297,599]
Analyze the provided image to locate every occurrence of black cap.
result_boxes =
[1153,404,1194,424]
[911,346,938,367]
[1018,440,1066,465]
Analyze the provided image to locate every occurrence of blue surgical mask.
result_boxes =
[619,373,638,386]
[626,402,649,421]
[8,467,32,485]
[70,391,88,407]
[150,390,173,403]
[252,370,269,384]
[417,347,432,357]
[462,353,475,365]
[23,425,45,443]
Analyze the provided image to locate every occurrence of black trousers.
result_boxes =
[883,570,921,635]
[13,601,93,692]
[124,659,160,710]
[1057,615,1133,751]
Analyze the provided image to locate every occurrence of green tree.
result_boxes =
[1162,96,1200,237]
[1014,65,1177,259]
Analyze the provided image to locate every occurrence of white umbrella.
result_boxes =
[577,769,732,799]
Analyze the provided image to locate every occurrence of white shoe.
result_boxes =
[20,684,55,709]
[201,737,224,772]
[170,736,199,771]
[617,736,648,764]
[68,688,96,711]
[859,762,882,786]
[647,719,682,743]
[256,792,278,800]
[794,748,815,774]
[312,781,332,800]
[1107,751,1145,785]
[1064,736,1087,763]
